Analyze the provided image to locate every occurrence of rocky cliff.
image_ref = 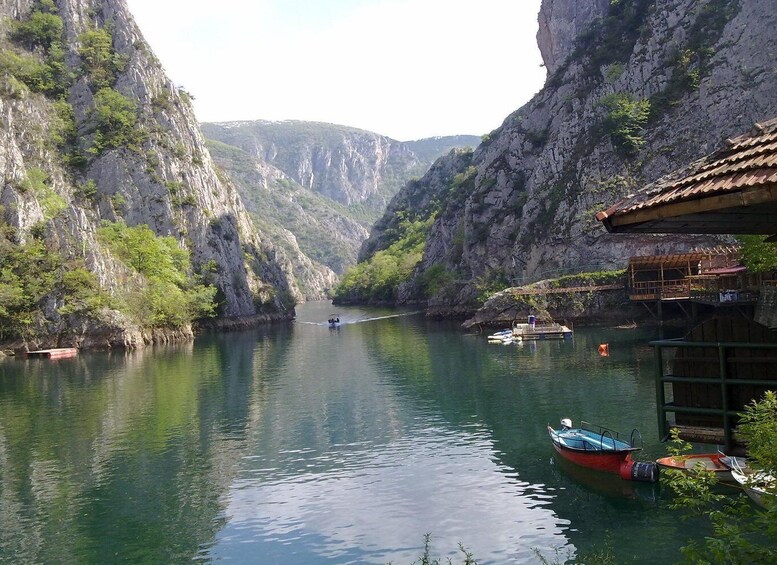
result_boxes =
[0,0,297,348]
[202,121,479,216]
[360,0,777,314]
[203,120,479,297]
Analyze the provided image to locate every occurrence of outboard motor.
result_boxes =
[560,418,572,430]
[620,457,659,483]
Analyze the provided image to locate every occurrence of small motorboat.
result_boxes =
[548,419,657,482]
[487,329,512,340]
[728,459,774,507]
[487,329,521,344]
[656,452,744,483]
[327,314,341,328]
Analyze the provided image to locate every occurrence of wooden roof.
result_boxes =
[629,252,712,268]
[628,246,739,269]
[596,118,777,238]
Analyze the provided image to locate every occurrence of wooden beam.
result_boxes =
[607,184,777,230]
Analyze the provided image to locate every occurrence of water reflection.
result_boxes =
[214,424,570,564]
[0,303,704,564]
[0,331,287,563]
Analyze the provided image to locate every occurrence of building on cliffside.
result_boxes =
[597,118,777,452]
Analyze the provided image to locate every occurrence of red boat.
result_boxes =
[656,453,747,483]
[548,419,657,482]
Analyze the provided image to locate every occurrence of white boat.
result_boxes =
[487,329,513,340]
[728,459,774,507]
[487,332,521,345]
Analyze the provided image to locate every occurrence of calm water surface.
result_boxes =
[0,302,710,563]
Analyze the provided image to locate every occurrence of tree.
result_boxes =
[599,93,651,155]
[737,235,777,273]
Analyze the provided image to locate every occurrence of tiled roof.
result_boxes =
[596,118,777,234]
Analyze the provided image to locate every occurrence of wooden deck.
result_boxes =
[513,323,573,340]
[26,348,78,359]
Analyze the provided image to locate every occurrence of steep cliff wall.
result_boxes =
[536,0,610,75]
[0,0,296,348]
[362,0,777,314]
[203,121,479,297]
[205,138,342,299]
[202,121,480,220]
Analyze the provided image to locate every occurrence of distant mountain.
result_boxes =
[203,121,479,298]
[403,136,484,163]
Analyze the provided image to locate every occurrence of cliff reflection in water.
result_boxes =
[0,331,285,563]
[1,303,706,564]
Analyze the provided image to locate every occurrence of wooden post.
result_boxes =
[655,345,667,441]
[718,344,732,451]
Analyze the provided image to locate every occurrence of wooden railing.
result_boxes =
[631,279,775,302]
[629,279,690,301]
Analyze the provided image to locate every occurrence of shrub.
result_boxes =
[0,234,61,340]
[0,50,54,94]
[599,93,650,155]
[11,10,63,51]
[89,87,144,153]
[49,100,77,148]
[5,5,70,97]
[74,179,97,200]
[59,267,108,317]
[419,264,454,298]
[97,221,217,328]
[78,27,124,89]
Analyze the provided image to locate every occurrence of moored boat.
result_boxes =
[728,460,774,507]
[656,453,742,483]
[487,329,512,340]
[548,419,657,482]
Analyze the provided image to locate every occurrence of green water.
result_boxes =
[0,302,711,563]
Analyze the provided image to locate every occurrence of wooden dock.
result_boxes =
[25,348,78,359]
[513,323,573,340]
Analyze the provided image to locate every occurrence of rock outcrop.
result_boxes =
[362,0,777,316]
[0,0,297,348]
[536,0,610,76]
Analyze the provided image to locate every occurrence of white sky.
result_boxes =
[125,0,546,141]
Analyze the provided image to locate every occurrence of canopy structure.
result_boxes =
[596,118,777,239]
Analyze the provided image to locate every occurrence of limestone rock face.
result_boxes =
[203,121,480,297]
[202,121,480,217]
[364,0,777,313]
[0,0,297,347]
[537,0,610,75]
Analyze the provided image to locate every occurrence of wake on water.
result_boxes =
[298,311,424,326]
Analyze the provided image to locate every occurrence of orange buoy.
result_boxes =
[598,343,609,356]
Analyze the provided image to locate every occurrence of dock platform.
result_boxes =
[513,323,573,340]
[25,348,78,359]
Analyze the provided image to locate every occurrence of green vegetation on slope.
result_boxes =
[0,210,107,342]
[97,221,216,328]
[334,215,434,303]
[206,138,360,277]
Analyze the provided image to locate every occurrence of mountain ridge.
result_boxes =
[203,119,480,298]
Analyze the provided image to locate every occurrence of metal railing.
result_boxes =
[651,339,777,450]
